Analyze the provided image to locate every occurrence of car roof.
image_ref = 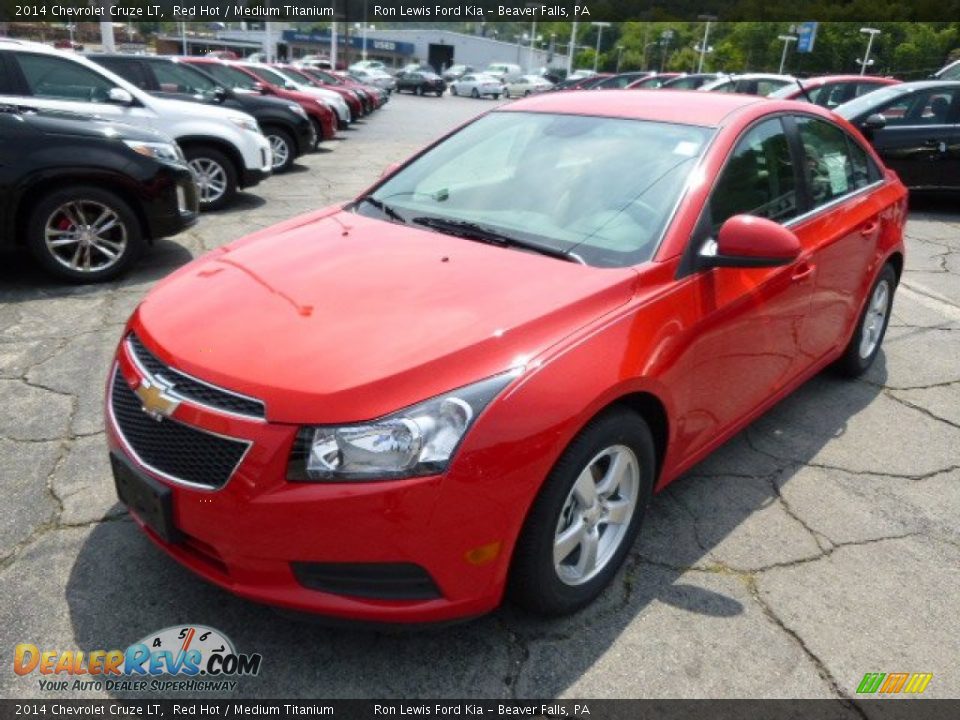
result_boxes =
[798,74,899,87]
[498,88,767,127]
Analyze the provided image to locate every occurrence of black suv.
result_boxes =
[89,54,315,173]
[0,105,198,282]
[395,71,447,97]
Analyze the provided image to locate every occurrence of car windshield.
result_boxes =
[358,111,712,268]
[245,65,296,89]
[278,66,314,84]
[939,62,960,80]
[834,84,910,119]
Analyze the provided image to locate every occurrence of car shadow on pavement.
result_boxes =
[65,359,886,698]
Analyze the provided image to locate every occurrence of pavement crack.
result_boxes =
[883,389,960,431]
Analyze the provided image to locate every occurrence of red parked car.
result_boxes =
[273,64,365,120]
[768,74,900,108]
[180,57,338,143]
[107,91,906,623]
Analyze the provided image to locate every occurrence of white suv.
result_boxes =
[0,39,272,209]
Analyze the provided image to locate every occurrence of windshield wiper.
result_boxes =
[356,196,406,224]
[411,216,581,263]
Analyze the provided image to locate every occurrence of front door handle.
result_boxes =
[923,138,947,152]
[792,262,815,282]
[860,220,879,236]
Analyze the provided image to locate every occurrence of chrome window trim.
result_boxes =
[108,365,251,493]
[784,178,886,229]
[125,335,266,423]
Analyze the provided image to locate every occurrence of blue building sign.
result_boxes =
[796,22,818,54]
[281,29,415,57]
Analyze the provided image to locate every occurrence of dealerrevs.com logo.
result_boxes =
[14,625,262,693]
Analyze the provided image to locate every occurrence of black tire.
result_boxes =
[451,86,458,96]
[503,88,510,99]
[835,263,898,377]
[183,145,238,211]
[416,85,424,96]
[263,126,296,173]
[26,185,144,283]
[471,87,480,99]
[509,407,656,616]
[436,88,444,97]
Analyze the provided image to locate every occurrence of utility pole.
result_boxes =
[566,21,578,75]
[592,22,611,73]
[697,15,717,73]
[330,21,338,69]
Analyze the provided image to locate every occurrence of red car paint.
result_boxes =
[776,74,901,101]
[273,64,365,119]
[180,57,338,141]
[107,90,907,623]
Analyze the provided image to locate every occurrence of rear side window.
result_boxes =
[795,116,874,206]
[16,53,115,102]
[710,117,799,229]
[96,58,150,90]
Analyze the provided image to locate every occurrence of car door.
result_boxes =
[866,86,958,189]
[939,97,960,190]
[791,114,885,360]
[0,50,155,129]
[678,117,815,456]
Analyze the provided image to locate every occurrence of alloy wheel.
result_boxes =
[188,157,228,205]
[553,444,640,586]
[859,278,890,359]
[267,134,290,170]
[43,200,128,274]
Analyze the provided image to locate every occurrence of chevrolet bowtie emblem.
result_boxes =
[134,376,180,421]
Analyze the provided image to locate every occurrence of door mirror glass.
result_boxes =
[107,87,134,105]
[862,113,887,131]
[700,215,800,269]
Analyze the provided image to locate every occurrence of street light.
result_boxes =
[643,41,658,69]
[659,29,674,72]
[777,34,797,74]
[592,22,611,73]
[616,45,624,72]
[859,27,881,75]
[527,3,539,74]
[697,15,717,73]
[566,21,578,75]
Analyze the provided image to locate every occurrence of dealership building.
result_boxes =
[157,25,569,75]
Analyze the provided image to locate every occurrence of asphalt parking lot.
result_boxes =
[1,92,959,701]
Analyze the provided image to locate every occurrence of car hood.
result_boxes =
[135,210,637,424]
[18,108,168,143]
[149,94,258,123]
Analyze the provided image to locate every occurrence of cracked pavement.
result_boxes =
[1,94,958,701]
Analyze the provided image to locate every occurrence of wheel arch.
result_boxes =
[176,135,244,178]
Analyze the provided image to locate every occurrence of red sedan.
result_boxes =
[769,74,900,107]
[180,57,338,142]
[107,90,906,623]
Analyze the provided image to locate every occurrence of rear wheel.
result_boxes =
[835,263,897,377]
[509,407,655,616]
[451,85,458,96]
[471,87,480,98]
[416,85,424,96]
[263,127,295,173]
[184,146,237,211]
[27,185,144,283]
[503,88,511,98]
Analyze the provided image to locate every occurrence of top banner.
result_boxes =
[1,0,958,22]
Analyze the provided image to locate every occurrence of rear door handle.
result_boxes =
[923,138,947,152]
[860,220,879,236]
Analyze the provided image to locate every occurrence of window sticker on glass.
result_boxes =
[673,141,700,156]
[824,154,849,195]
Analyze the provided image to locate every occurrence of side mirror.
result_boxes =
[107,87,134,105]
[861,113,887,131]
[253,82,270,95]
[699,215,800,269]
[380,162,401,178]
[213,86,229,102]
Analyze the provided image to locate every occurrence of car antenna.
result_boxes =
[795,78,813,103]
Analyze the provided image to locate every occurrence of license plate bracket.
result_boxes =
[111,452,181,544]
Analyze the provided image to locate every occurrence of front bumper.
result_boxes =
[105,337,510,623]
[237,133,273,188]
[142,165,199,240]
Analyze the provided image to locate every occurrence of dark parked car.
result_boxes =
[88,54,315,173]
[395,71,446,96]
[660,73,720,90]
[593,71,653,89]
[0,105,198,282]
[836,80,960,192]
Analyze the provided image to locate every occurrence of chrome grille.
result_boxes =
[110,368,249,490]
[127,334,265,420]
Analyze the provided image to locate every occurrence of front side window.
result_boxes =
[877,87,958,126]
[709,118,798,230]
[361,111,712,268]
[95,58,150,90]
[152,62,217,98]
[16,53,115,102]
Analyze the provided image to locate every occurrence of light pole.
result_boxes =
[777,34,797,74]
[859,27,881,75]
[362,0,368,61]
[567,21,578,75]
[616,45,624,72]
[697,15,717,73]
[592,22,611,73]
[527,4,539,74]
[659,29,674,72]
[643,41,657,69]
[330,21,337,69]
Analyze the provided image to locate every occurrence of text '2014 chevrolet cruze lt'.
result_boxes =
[107,90,907,623]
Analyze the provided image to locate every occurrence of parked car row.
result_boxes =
[0,38,389,282]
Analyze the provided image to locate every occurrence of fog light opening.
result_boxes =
[465,541,502,566]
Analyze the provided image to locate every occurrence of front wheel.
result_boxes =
[835,263,897,377]
[471,87,480,98]
[27,185,144,283]
[509,407,655,616]
[184,146,237,211]
[416,85,424,96]
[503,88,510,98]
[264,127,295,173]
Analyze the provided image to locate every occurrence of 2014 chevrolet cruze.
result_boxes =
[107,90,906,623]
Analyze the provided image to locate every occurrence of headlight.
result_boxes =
[287,103,308,119]
[123,140,184,164]
[228,114,260,133]
[288,371,519,481]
